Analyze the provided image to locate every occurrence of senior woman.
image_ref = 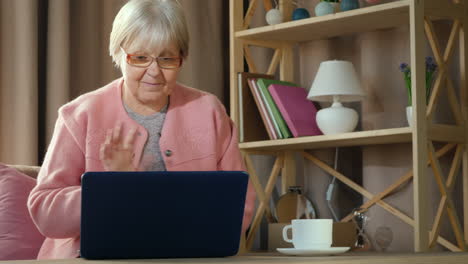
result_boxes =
[27,0,255,259]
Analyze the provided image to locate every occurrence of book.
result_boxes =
[256,78,297,139]
[252,78,282,139]
[237,72,275,141]
[247,78,278,140]
[268,84,322,137]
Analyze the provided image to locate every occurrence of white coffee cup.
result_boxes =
[282,219,333,249]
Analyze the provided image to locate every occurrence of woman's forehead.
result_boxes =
[125,40,179,55]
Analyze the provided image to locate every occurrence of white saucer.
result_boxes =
[277,246,350,256]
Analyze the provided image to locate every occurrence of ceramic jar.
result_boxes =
[340,0,360,11]
[292,8,310,20]
[315,1,334,16]
[266,8,283,25]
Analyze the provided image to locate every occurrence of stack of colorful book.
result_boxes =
[237,72,322,142]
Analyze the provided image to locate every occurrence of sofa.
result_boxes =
[0,163,44,260]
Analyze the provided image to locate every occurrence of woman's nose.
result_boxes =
[146,60,161,76]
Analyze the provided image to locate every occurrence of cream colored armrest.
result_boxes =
[6,164,41,179]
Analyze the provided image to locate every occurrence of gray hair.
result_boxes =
[109,0,189,68]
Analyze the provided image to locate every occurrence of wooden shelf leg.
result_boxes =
[243,152,274,222]
[410,0,430,252]
[459,6,468,246]
[281,151,296,194]
[246,154,284,250]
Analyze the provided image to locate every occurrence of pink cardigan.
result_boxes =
[27,78,256,259]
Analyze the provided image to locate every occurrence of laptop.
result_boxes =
[80,171,249,259]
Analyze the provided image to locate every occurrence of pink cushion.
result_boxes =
[0,163,45,260]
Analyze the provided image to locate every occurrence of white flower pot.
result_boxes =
[406,106,412,127]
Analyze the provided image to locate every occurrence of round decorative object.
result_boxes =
[314,1,334,17]
[266,8,283,25]
[340,0,360,11]
[374,226,393,252]
[315,102,358,135]
[292,8,310,21]
[275,186,316,222]
[365,0,381,4]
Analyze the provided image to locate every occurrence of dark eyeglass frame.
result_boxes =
[120,47,183,69]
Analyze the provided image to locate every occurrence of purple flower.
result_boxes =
[400,56,438,106]
[425,56,437,72]
[399,63,410,73]
[425,56,434,65]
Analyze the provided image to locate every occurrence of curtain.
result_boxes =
[0,0,229,165]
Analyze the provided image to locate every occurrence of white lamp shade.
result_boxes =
[307,60,365,102]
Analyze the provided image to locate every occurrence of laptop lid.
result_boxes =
[80,171,248,259]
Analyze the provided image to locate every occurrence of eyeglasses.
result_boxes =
[120,47,183,69]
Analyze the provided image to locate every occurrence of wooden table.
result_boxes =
[6,252,468,264]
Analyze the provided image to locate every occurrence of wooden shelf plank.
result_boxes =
[239,124,466,152]
[235,1,410,42]
[239,127,413,151]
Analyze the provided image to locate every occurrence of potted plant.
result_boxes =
[399,56,438,126]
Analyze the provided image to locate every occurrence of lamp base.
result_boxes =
[316,102,358,135]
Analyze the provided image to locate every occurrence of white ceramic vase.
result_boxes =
[406,106,412,127]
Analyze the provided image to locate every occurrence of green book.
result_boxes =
[256,78,296,139]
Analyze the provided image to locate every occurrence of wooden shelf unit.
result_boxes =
[235,0,410,42]
[235,0,465,43]
[230,0,468,253]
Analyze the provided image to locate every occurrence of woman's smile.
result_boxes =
[141,81,164,87]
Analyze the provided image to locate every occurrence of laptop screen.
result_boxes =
[80,171,248,259]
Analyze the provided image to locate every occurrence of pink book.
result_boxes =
[268,84,322,137]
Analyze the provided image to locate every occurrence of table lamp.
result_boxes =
[307,60,365,135]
